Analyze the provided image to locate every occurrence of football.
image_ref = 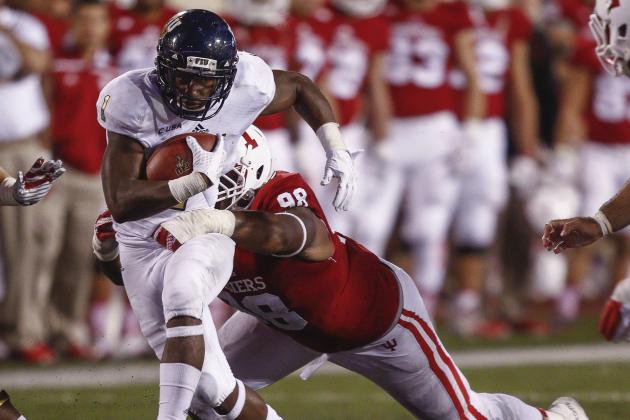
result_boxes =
[145,132,218,181]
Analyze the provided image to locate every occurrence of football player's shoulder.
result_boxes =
[97,68,155,140]
[234,51,276,105]
[256,171,316,208]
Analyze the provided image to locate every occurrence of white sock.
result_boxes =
[158,362,202,420]
[18,416,27,420]
[265,404,283,420]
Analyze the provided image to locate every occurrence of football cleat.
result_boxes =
[545,397,589,420]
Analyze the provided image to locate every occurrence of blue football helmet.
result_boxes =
[156,9,239,120]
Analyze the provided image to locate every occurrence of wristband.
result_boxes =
[316,122,345,154]
[0,177,17,206]
[168,172,209,203]
[593,210,613,236]
[92,233,120,262]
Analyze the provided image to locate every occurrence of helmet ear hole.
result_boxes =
[256,166,264,180]
[620,23,628,38]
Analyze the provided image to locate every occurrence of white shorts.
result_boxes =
[452,118,508,248]
[119,233,235,355]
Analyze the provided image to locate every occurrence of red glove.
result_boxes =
[93,210,119,261]
[153,226,182,252]
[598,278,630,342]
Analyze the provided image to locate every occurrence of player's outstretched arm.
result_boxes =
[156,207,334,262]
[262,70,358,211]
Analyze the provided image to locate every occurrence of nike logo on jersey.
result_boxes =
[225,276,266,294]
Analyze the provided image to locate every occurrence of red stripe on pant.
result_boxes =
[398,318,468,419]
[402,309,487,420]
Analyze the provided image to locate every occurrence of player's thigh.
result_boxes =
[402,156,459,243]
[218,311,320,390]
[330,262,480,419]
[119,244,170,357]
[579,142,618,215]
[163,233,235,321]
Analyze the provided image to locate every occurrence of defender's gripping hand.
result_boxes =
[599,278,630,342]
[186,135,226,187]
[10,157,65,206]
[321,149,361,212]
[542,217,603,254]
[92,210,119,262]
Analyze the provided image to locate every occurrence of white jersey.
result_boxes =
[96,51,276,246]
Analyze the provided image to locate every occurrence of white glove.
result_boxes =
[599,277,630,342]
[1,157,65,206]
[186,135,226,187]
[321,149,361,211]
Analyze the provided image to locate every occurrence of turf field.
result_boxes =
[7,361,630,419]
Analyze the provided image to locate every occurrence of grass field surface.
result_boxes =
[8,361,630,419]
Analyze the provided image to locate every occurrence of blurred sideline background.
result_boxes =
[1,0,630,418]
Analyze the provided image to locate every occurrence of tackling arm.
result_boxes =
[158,207,334,262]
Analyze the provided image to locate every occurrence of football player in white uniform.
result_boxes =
[96,128,589,420]
[97,9,356,420]
[543,0,630,344]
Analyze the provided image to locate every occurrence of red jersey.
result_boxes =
[51,49,118,174]
[452,7,532,119]
[325,9,390,126]
[32,12,70,56]
[287,8,335,82]
[386,1,475,117]
[572,35,630,144]
[228,19,291,131]
[108,4,177,71]
[219,172,401,353]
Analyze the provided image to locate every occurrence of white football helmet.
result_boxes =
[590,0,630,77]
[218,125,274,209]
[331,0,387,17]
[227,0,290,26]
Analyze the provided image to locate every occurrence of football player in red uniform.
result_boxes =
[543,0,630,343]
[97,127,587,420]
[448,0,539,338]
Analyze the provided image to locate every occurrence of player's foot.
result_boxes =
[545,397,589,420]
[0,389,23,420]
[18,343,56,366]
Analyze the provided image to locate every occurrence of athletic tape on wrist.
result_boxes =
[594,211,613,236]
[92,234,119,262]
[165,324,204,338]
[272,212,307,258]
[0,177,17,206]
[316,122,345,154]
[217,379,246,420]
[168,172,208,203]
